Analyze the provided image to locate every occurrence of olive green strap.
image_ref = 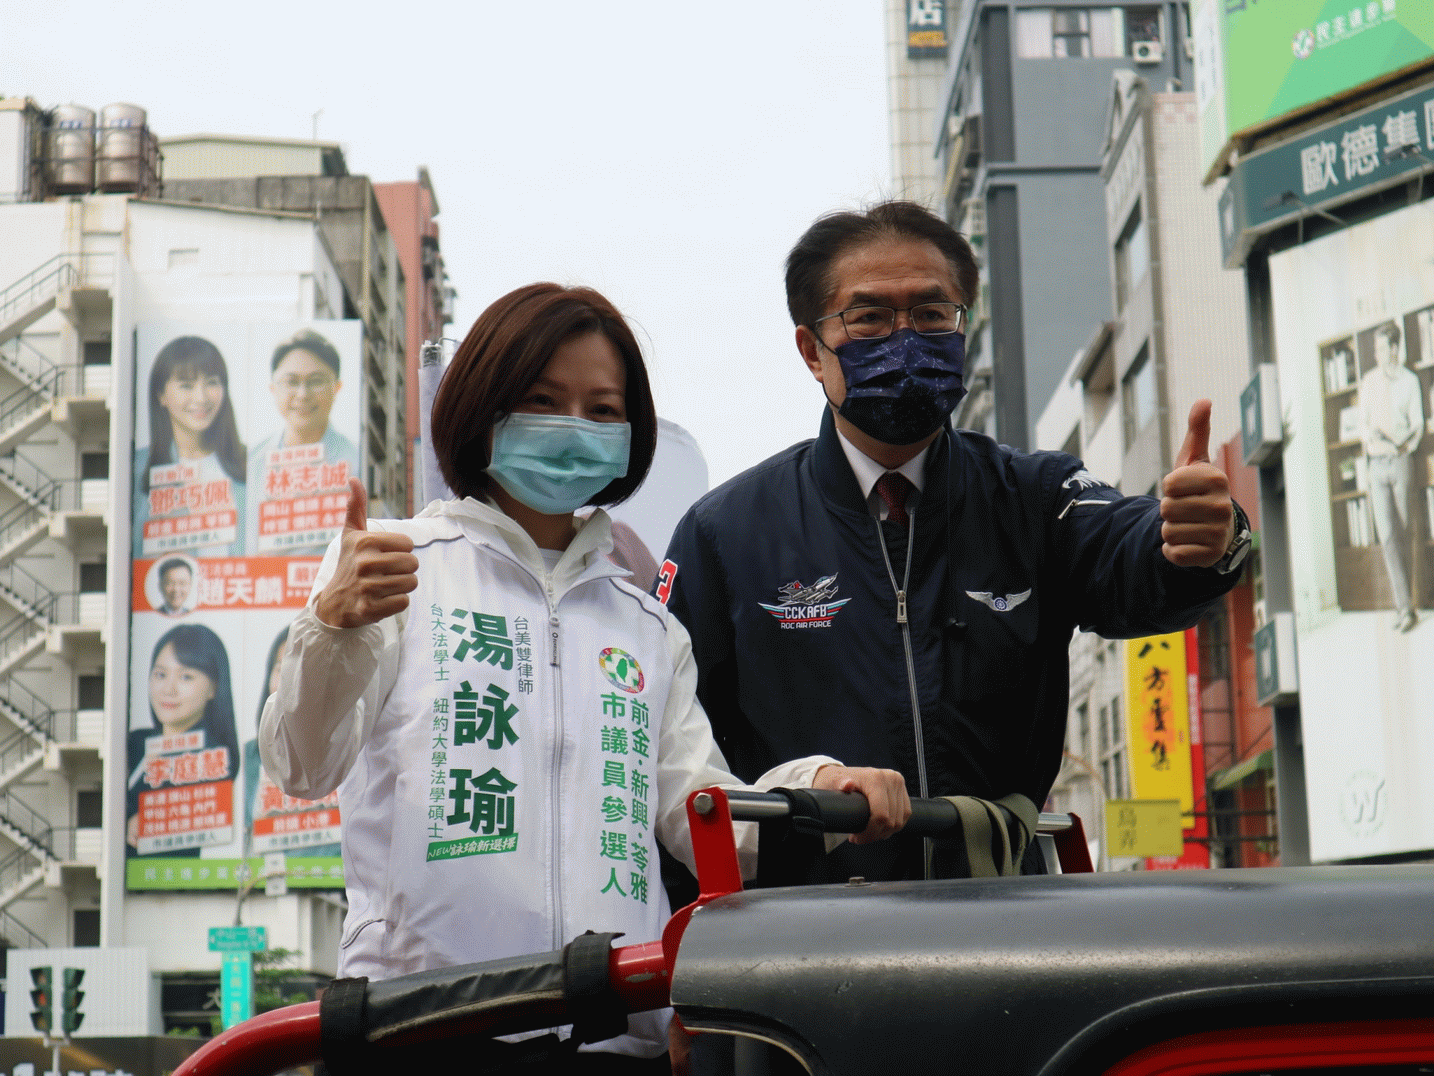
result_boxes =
[943,793,1039,877]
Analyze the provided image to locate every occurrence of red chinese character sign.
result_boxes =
[126,322,361,891]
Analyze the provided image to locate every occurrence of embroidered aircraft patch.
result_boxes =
[758,575,851,629]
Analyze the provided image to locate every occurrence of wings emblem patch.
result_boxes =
[965,589,1032,613]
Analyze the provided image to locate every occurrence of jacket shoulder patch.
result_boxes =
[654,559,678,605]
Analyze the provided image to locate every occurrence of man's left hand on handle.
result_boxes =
[1160,399,1236,569]
[813,765,912,844]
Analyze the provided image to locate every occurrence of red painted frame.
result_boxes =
[1102,1018,1434,1076]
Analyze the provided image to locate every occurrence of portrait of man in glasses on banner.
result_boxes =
[245,329,360,559]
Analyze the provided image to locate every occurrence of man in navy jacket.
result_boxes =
[657,201,1248,883]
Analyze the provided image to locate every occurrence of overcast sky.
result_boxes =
[7,0,900,486]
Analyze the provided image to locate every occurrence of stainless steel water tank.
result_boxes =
[96,102,147,192]
[47,104,94,194]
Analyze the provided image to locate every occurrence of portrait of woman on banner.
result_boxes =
[132,335,247,560]
[243,626,341,862]
[246,329,360,558]
[126,622,241,858]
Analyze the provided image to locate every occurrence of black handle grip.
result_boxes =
[725,789,960,837]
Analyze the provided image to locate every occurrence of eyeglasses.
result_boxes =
[273,374,336,395]
[815,302,966,341]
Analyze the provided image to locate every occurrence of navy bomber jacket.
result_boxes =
[658,408,1241,882]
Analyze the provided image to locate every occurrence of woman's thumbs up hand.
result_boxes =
[314,478,419,628]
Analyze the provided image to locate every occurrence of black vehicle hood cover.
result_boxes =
[670,865,1434,1076]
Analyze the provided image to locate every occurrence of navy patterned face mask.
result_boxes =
[832,328,967,446]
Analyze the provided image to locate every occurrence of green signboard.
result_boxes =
[126,856,343,891]
[1218,79,1434,266]
[1196,0,1434,176]
[208,925,267,952]
[220,952,253,1029]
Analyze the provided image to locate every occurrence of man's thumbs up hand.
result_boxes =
[314,477,419,628]
[1160,400,1236,569]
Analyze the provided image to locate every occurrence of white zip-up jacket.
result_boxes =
[259,498,834,1057]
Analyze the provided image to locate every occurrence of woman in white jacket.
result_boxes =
[259,283,909,1072]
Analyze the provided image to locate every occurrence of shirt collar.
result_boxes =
[834,427,929,516]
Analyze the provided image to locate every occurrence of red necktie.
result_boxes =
[875,472,911,527]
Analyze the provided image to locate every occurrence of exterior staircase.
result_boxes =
[0,255,78,350]
[0,253,110,936]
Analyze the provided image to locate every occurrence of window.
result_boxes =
[76,789,102,828]
[73,908,100,947]
[79,562,107,593]
[82,340,111,366]
[1016,7,1122,58]
[1075,702,1090,758]
[1108,697,1126,798]
[81,452,109,480]
[78,673,105,710]
[1122,345,1157,445]
[1083,344,1117,434]
[1199,607,1231,681]
[1114,202,1150,309]
[1124,6,1162,51]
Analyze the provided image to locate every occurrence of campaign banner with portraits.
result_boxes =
[1268,199,1434,861]
[126,321,361,891]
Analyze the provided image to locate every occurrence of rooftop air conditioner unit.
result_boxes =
[1132,39,1164,64]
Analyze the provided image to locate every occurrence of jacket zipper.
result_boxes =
[1057,497,1111,519]
[544,570,564,951]
[875,508,933,879]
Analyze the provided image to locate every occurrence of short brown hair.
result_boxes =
[431,283,658,505]
[1375,320,1402,349]
[785,200,980,329]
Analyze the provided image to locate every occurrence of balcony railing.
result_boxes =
[0,790,53,858]
[0,255,75,332]
[0,845,40,896]
[0,560,56,617]
[0,333,67,399]
[0,906,44,948]
[0,675,54,739]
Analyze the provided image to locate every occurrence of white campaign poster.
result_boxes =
[127,321,360,891]
[1269,200,1434,861]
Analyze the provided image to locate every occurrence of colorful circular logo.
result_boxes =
[598,647,644,693]
[1291,28,1314,59]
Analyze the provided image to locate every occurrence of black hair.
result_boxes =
[143,336,246,493]
[1375,321,1402,349]
[157,557,192,580]
[785,200,980,329]
[271,329,341,377]
[256,625,290,729]
[147,622,240,775]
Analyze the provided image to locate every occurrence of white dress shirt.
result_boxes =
[834,428,930,520]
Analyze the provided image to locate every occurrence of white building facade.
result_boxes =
[0,190,372,1030]
[1035,75,1250,865]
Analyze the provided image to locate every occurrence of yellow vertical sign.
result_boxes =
[1124,632,1194,814]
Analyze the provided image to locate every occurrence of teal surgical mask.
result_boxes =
[486,412,631,515]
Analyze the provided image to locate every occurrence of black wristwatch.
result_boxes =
[1212,502,1252,575]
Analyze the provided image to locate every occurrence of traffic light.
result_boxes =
[60,967,84,1035]
[29,965,52,1034]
